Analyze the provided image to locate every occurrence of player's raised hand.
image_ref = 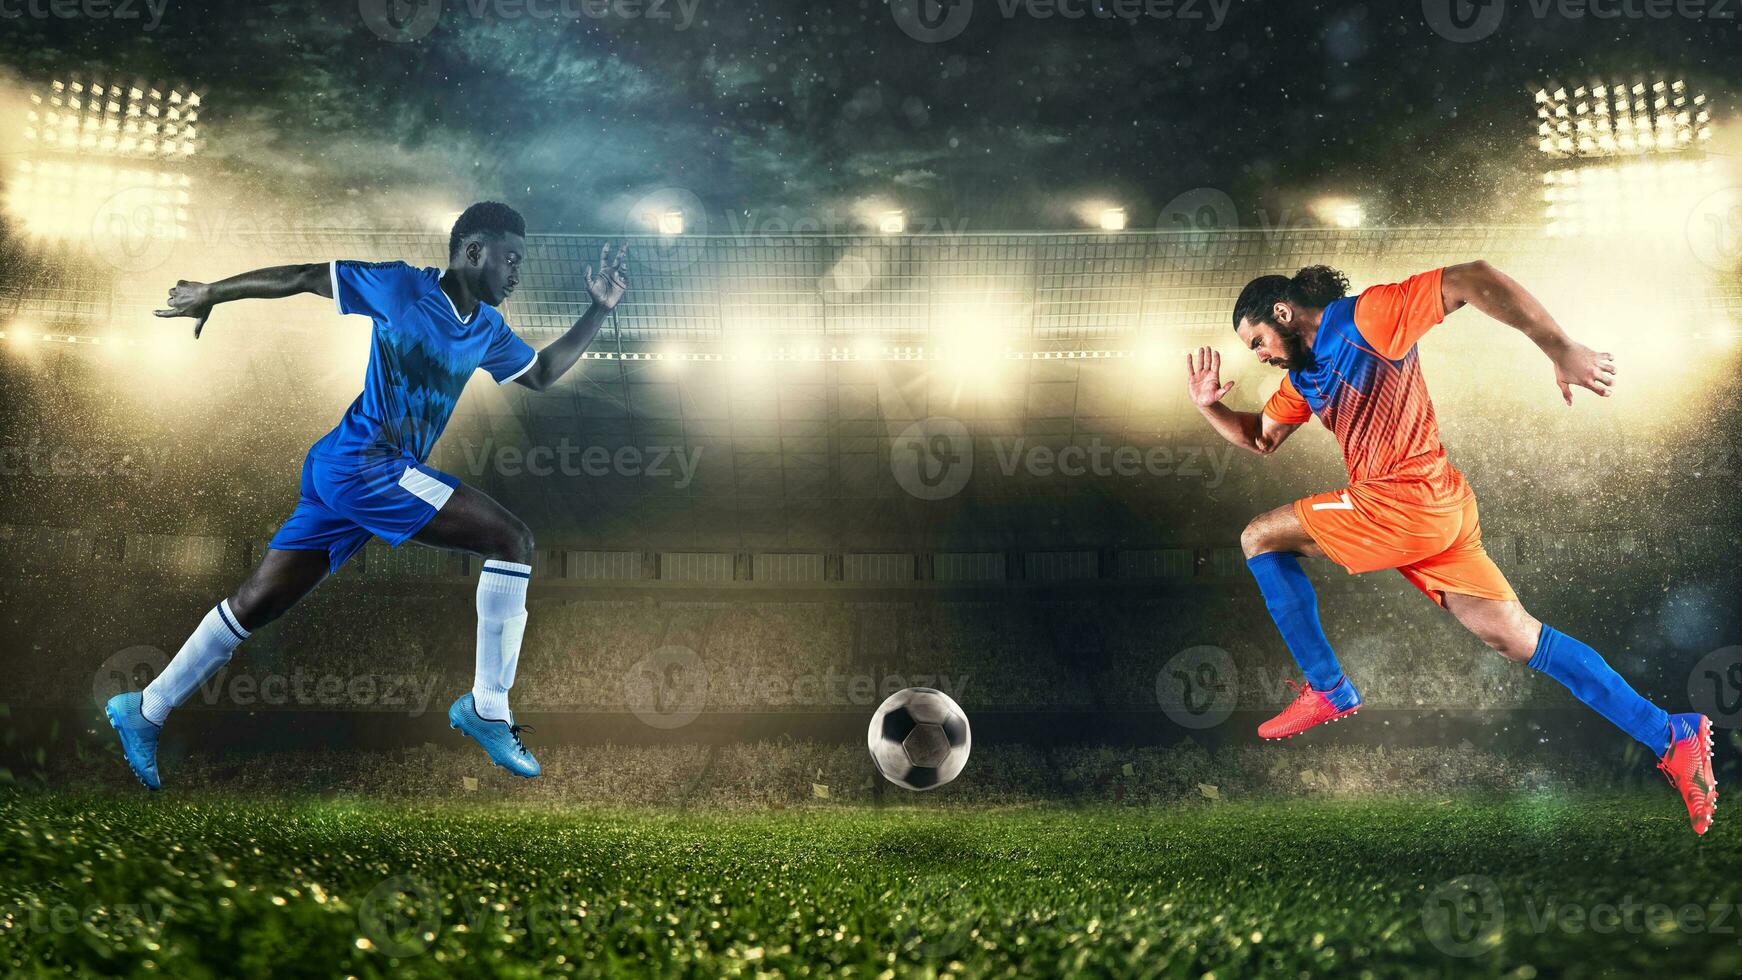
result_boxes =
[1186,346,1236,408]
[154,280,216,338]
[585,242,630,311]
[1551,340,1616,406]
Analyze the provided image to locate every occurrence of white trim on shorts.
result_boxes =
[398,466,454,511]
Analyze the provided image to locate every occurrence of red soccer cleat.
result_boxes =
[1658,714,1717,836]
[1258,679,1362,740]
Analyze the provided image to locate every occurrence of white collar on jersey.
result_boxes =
[437,281,478,324]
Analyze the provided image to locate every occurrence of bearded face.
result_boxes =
[1273,322,1316,371]
[1235,314,1317,372]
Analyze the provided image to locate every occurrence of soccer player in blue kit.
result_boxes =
[105,203,629,787]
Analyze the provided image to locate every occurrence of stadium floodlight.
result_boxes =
[1098,207,1127,231]
[25,77,200,160]
[1534,76,1710,159]
[656,210,685,235]
[1541,156,1721,238]
[7,159,192,242]
[878,210,906,234]
[1310,196,1366,230]
[10,75,201,242]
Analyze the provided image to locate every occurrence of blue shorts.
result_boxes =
[269,450,459,572]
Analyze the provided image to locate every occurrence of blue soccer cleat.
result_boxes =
[448,693,541,778]
[104,692,162,790]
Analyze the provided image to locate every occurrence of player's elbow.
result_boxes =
[297,262,331,297]
[1249,434,1285,456]
[1445,259,1497,293]
[517,361,550,391]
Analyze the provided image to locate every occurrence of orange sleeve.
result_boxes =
[1353,268,1447,360]
[1262,376,1312,425]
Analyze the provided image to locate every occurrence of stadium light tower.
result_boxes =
[1535,75,1718,238]
[656,210,685,235]
[879,210,906,234]
[9,75,202,243]
[1098,207,1127,231]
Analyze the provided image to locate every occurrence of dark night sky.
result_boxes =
[0,0,1736,232]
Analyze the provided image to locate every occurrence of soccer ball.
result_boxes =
[867,687,971,791]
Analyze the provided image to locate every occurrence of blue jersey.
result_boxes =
[316,260,536,463]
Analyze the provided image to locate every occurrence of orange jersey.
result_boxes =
[1262,268,1465,501]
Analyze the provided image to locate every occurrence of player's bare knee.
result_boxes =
[1240,518,1275,559]
[1486,633,1534,664]
[1485,614,1539,664]
[228,584,284,633]
[490,519,535,565]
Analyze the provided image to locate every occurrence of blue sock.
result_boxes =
[1246,553,1359,710]
[1528,624,1672,755]
[1667,713,1703,747]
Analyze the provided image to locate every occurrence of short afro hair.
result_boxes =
[448,201,525,259]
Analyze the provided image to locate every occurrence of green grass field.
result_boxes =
[1,792,1737,977]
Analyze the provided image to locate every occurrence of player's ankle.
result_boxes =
[1320,675,1360,710]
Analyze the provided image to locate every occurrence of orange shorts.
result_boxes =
[1293,482,1516,607]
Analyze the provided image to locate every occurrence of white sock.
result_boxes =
[473,559,530,723]
[141,599,250,726]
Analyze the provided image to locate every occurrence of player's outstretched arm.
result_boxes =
[1440,260,1616,406]
[515,243,629,391]
[153,263,332,339]
[1187,346,1298,456]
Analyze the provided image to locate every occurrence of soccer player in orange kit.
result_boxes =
[1187,263,1716,835]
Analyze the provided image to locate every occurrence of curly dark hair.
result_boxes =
[1230,265,1351,329]
[448,201,526,259]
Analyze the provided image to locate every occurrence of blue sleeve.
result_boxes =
[330,260,421,321]
[481,313,538,385]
